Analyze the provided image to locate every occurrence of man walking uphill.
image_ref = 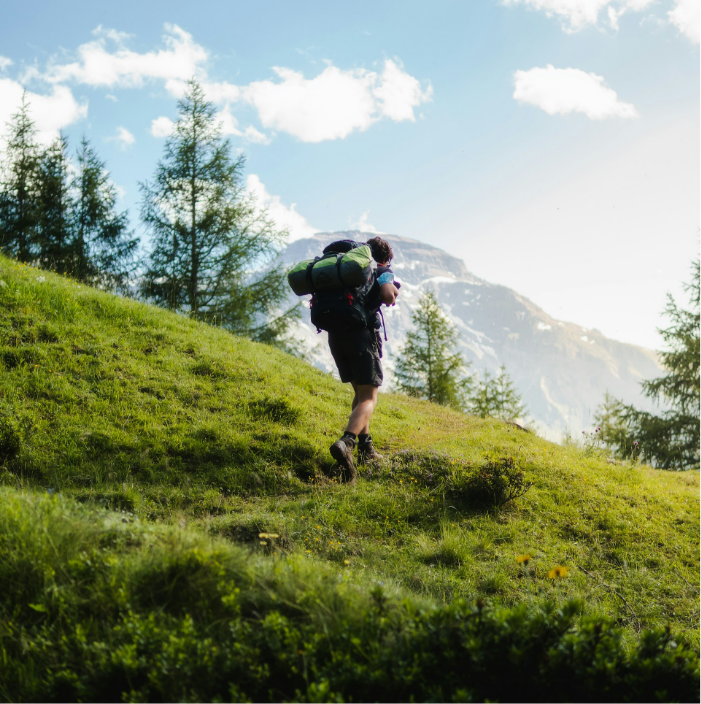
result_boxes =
[328,236,399,482]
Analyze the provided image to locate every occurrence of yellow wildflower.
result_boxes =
[547,565,569,579]
[516,554,531,564]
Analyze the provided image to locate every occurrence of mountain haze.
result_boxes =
[283,232,663,438]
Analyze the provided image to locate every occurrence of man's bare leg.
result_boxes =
[330,384,378,481]
[348,382,377,435]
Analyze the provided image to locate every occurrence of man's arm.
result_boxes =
[379,282,399,306]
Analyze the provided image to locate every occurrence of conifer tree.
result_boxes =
[140,78,292,340]
[72,137,137,292]
[394,290,473,409]
[36,133,73,273]
[469,365,527,421]
[595,260,700,469]
[0,93,40,262]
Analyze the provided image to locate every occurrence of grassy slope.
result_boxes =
[0,256,698,644]
[4,489,698,704]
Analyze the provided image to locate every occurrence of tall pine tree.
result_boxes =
[72,137,137,292]
[0,93,40,262]
[140,79,293,340]
[595,260,700,469]
[394,290,473,409]
[0,95,134,291]
[35,133,73,273]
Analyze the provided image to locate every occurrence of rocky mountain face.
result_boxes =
[282,231,662,439]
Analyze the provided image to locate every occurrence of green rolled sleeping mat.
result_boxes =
[288,244,375,296]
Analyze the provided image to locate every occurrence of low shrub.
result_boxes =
[465,455,533,507]
[367,450,533,509]
[0,490,696,703]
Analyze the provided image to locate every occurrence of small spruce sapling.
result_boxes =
[394,290,473,410]
[469,365,527,422]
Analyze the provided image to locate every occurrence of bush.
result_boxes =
[1,491,696,703]
[367,450,533,509]
[465,455,533,507]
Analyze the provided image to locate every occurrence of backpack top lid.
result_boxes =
[322,239,360,255]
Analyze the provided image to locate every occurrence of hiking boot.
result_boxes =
[358,436,383,465]
[329,435,357,483]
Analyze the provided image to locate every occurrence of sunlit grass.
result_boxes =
[0,254,698,647]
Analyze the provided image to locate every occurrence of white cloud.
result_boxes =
[36,23,208,88]
[502,0,655,32]
[349,212,385,234]
[150,115,174,137]
[668,0,700,42]
[110,126,135,149]
[21,24,430,144]
[0,56,13,71]
[201,80,241,103]
[513,65,638,119]
[242,59,432,142]
[246,174,318,241]
[217,105,241,136]
[242,125,270,144]
[0,78,87,145]
[105,94,118,102]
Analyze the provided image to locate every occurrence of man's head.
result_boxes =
[366,237,393,265]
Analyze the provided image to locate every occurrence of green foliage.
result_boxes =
[140,79,297,344]
[465,455,533,507]
[595,262,700,469]
[595,393,643,461]
[394,290,473,409]
[0,93,40,262]
[394,293,526,422]
[0,99,136,290]
[0,490,697,703]
[469,364,527,421]
[35,133,73,273]
[70,137,138,292]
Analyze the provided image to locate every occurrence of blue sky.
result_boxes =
[1,0,698,348]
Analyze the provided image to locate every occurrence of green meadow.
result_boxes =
[0,255,698,702]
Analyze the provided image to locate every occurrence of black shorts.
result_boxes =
[328,328,383,387]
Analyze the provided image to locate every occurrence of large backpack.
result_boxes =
[287,240,377,333]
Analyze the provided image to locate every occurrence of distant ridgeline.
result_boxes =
[283,232,662,439]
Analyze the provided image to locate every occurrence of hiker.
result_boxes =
[326,236,399,481]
